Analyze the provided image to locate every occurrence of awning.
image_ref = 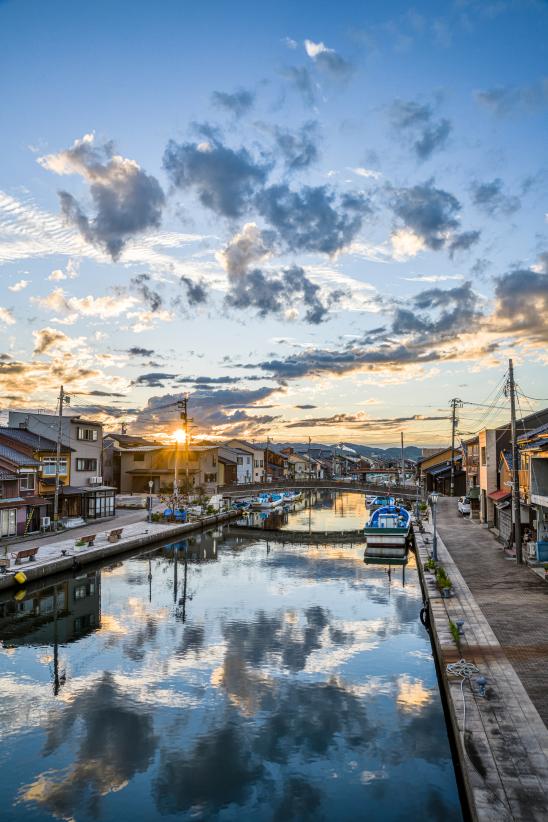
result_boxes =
[488,490,511,502]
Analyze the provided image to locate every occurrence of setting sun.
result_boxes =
[172,428,186,444]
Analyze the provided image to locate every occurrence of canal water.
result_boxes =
[0,493,463,821]
[238,488,369,531]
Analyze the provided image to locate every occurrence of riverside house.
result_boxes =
[0,443,46,537]
[6,413,116,522]
[118,444,223,494]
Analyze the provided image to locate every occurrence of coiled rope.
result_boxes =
[446,659,480,733]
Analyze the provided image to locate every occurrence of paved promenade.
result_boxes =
[436,498,548,725]
[415,499,548,820]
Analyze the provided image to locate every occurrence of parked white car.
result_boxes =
[457,496,471,515]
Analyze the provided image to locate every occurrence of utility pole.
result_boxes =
[507,359,523,564]
[178,395,192,495]
[121,421,127,435]
[265,436,270,483]
[449,398,463,497]
[308,436,311,483]
[400,431,405,488]
[53,386,70,531]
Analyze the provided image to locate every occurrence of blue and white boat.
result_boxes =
[368,495,395,510]
[364,505,411,558]
[250,492,284,510]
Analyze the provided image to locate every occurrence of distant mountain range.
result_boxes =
[276,441,423,461]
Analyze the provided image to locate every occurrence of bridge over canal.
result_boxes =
[219,479,418,499]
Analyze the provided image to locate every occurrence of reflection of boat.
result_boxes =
[232,499,252,510]
[365,494,377,505]
[364,505,411,558]
[368,495,395,510]
[283,490,302,502]
[250,493,284,510]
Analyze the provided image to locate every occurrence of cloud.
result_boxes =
[163,136,269,218]
[286,412,449,429]
[470,178,521,217]
[211,88,255,118]
[218,222,274,275]
[390,99,451,160]
[349,167,382,180]
[303,39,354,78]
[256,184,371,254]
[134,372,177,387]
[447,230,481,257]
[133,386,282,436]
[48,259,78,281]
[281,66,317,106]
[389,181,479,256]
[226,264,343,324]
[32,327,72,356]
[392,281,481,336]
[32,287,138,321]
[0,306,16,325]
[39,134,165,260]
[126,346,155,357]
[475,79,548,116]
[493,257,548,342]
[272,122,320,170]
[220,224,344,323]
[180,275,208,305]
[129,273,163,312]
[8,279,29,292]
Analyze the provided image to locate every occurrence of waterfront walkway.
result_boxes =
[436,498,548,725]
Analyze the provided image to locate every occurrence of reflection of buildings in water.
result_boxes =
[0,572,101,647]
[158,531,220,564]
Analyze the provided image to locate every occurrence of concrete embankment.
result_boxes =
[0,511,239,592]
[414,521,548,822]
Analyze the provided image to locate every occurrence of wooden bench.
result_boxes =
[76,534,96,548]
[11,547,39,564]
[107,528,123,543]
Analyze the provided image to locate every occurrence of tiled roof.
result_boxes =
[0,444,41,467]
[0,426,70,451]
[518,421,548,444]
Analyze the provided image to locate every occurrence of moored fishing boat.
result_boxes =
[368,495,395,510]
[250,492,284,510]
[364,504,411,558]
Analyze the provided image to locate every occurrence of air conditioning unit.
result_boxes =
[88,476,103,485]
[41,516,51,529]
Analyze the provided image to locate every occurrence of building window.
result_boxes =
[481,447,486,466]
[237,456,243,465]
[133,453,145,462]
[20,473,36,491]
[76,427,98,442]
[0,508,17,536]
[204,473,217,483]
[42,458,68,476]
[76,458,98,472]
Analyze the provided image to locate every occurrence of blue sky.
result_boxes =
[1,0,547,445]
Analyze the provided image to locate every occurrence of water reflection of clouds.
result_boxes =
[18,673,158,821]
[4,529,461,821]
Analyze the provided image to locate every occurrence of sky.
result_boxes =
[1,0,547,446]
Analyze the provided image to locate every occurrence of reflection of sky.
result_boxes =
[0,521,462,822]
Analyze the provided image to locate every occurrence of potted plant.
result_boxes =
[544,563,548,580]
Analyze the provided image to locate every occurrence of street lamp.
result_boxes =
[430,492,440,561]
[148,480,154,522]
